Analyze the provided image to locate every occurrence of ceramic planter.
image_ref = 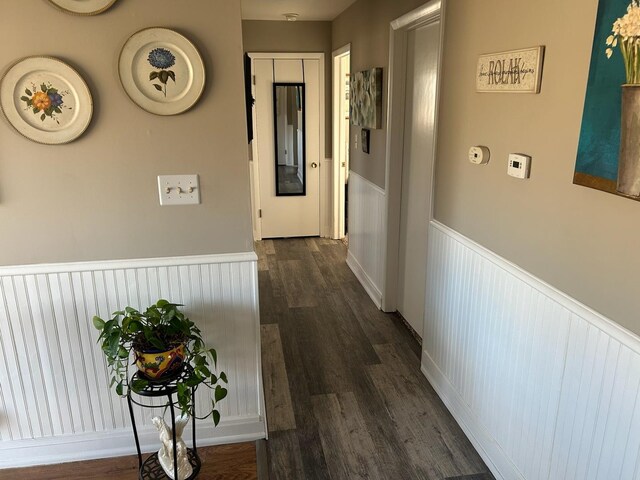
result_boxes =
[135,344,185,381]
[617,84,640,197]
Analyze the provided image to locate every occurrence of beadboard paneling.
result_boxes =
[422,221,640,480]
[346,171,386,307]
[0,253,265,468]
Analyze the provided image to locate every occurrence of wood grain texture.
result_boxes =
[258,238,492,479]
[260,324,296,431]
[0,443,259,480]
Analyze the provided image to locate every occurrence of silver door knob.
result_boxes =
[311,162,318,168]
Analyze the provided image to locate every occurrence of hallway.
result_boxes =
[256,237,493,479]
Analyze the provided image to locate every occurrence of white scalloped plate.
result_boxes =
[119,28,205,116]
[48,0,117,15]
[0,57,93,145]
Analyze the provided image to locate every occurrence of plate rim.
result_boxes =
[0,55,94,145]
[47,0,117,16]
[118,26,206,116]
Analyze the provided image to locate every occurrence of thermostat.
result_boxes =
[469,146,490,165]
[508,153,531,179]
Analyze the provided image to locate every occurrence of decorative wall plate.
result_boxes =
[119,27,206,116]
[0,56,93,145]
[48,0,117,15]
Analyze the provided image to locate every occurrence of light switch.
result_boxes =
[157,175,200,206]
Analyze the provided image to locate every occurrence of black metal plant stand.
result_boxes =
[126,366,201,480]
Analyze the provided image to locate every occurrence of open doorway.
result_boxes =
[332,44,351,240]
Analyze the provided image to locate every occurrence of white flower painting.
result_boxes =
[350,68,382,129]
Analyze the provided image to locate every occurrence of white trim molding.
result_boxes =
[423,220,640,480]
[0,252,265,468]
[382,0,445,312]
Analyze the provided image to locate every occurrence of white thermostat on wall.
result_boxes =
[507,153,531,179]
[469,146,490,165]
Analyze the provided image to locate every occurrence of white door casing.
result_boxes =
[382,0,444,318]
[332,44,351,239]
[250,54,323,239]
[396,21,441,336]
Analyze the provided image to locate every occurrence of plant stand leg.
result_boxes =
[192,386,197,457]
[127,392,143,470]
[168,394,178,480]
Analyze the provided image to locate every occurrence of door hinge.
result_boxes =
[258,209,262,218]
[252,75,256,85]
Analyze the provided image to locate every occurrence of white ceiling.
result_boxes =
[241,0,358,21]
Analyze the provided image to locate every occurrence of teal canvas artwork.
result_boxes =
[576,0,640,201]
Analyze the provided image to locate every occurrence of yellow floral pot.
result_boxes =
[134,344,185,381]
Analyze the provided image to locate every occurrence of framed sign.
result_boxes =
[476,46,545,93]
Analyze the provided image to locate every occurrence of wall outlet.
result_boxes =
[157,175,201,205]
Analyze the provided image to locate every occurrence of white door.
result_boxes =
[397,21,440,336]
[253,57,321,238]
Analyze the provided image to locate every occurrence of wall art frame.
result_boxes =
[48,0,117,16]
[119,27,206,116]
[350,67,382,129]
[0,56,93,145]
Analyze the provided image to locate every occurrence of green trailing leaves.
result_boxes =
[92,299,228,424]
[212,409,221,426]
[92,316,105,330]
[215,385,228,402]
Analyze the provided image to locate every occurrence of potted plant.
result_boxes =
[93,299,228,424]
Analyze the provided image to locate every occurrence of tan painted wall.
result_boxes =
[0,0,253,266]
[332,0,426,188]
[335,0,640,334]
[242,20,333,156]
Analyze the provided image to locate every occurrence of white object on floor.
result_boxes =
[153,415,193,480]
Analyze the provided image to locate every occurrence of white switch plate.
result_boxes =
[507,154,531,179]
[157,175,200,206]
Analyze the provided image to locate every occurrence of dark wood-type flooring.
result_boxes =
[0,443,259,480]
[257,238,494,480]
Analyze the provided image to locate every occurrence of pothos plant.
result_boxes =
[93,299,228,425]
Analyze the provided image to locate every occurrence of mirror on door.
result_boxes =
[273,83,306,196]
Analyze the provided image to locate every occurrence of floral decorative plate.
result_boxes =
[119,27,206,116]
[0,56,93,145]
[48,0,117,15]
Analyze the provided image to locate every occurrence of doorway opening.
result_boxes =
[332,44,351,241]
[381,1,444,337]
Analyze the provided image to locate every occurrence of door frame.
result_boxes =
[332,44,351,239]
[381,0,445,312]
[248,52,326,241]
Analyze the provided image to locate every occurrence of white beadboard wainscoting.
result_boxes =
[0,252,265,468]
[423,221,640,480]
[346,170,386,307]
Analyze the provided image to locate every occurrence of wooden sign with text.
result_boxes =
[476,46,545,93]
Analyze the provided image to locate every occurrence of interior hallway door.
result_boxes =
[397,21,440,336]
[253,57,321,238]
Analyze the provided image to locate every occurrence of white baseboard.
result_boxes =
[421,355,522,480]
[0,416,265,469]
[346,250,382,308]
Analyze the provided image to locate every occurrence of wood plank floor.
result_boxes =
[0,443,259,480]
[257,238,494,480]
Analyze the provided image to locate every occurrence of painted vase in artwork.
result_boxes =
[606,1,640,197]
[617,85,640,196]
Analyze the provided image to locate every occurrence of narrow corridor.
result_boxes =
[257,238,493,480]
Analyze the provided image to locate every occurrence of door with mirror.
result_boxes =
[252,57,321,238]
